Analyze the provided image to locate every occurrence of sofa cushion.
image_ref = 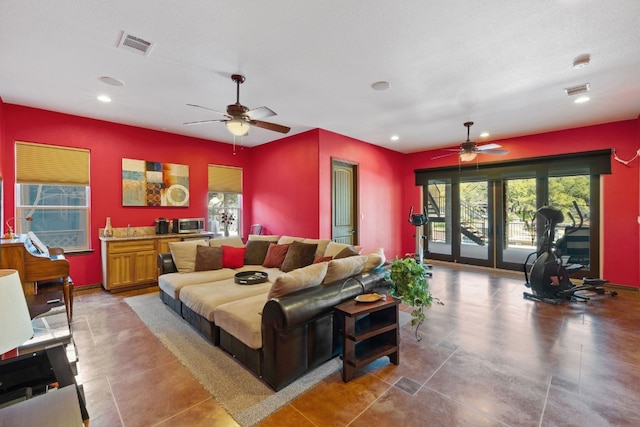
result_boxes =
[194,246,223,271]
[262,243,290,268]
[277,235,305,245]
[334,245,360,259]
[214,294,268,349]
[322,255,368,284]
[209,236,244,248]
[158,268,236,299]
[244,240,271,265]
[169,239,208,273]
[324,241,355,258]
[363,248,386,272]
[268,261,329,299]
[280,241,318,272]
[179,278,272,322]
[222,245,246,268]
[302,238,331,257]
[247,234,280,243]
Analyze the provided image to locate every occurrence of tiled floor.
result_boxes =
[71,263,640,426]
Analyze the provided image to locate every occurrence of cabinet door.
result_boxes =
[135,250,158,283]
[107,253,136,288]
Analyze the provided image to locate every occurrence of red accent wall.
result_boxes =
[2,104,246,287]
[402,119,640,287]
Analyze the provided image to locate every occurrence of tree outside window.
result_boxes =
[208,192,241,237]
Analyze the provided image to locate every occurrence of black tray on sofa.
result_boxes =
[234,271,268,285]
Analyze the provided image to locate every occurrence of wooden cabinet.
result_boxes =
[335,296,400,382]
[101,239,157,291]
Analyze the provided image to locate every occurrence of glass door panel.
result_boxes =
[459,180,489,262]
[426,179,452,256]
[502,178,538,265]
[549,175,591,269]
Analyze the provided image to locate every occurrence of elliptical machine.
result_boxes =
[523,205,617,304]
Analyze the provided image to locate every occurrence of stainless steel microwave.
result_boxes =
[172,218,205,234]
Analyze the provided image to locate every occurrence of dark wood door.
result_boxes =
[332,160,357,244]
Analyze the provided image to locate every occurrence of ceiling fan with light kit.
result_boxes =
[432,121,508,162]
[184,74,290,137]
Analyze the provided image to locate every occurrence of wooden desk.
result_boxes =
[0,235,72,321]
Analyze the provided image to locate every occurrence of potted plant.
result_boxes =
[387,256,441,340]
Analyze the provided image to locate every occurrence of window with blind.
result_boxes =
[207,165,242,238]
[15,142,90,251]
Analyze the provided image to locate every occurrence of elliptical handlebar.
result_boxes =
[408,206,428,226]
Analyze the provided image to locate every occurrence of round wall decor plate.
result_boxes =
[355,293,384,303]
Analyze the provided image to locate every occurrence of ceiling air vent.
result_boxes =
[117,31,154,56]
[565,83,590,97]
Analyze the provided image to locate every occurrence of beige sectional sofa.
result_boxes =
[157,234,388,390]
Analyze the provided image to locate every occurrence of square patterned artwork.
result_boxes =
[122,158,190,206]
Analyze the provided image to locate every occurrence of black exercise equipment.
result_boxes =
[408,206,432,275]
[523,204,617,304]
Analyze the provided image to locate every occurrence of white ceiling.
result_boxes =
[1,1,639,154]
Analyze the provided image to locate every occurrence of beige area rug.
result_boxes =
[125,292,409,426]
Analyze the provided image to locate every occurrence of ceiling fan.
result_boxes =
[432,122,508,161]
[184,74,290,137]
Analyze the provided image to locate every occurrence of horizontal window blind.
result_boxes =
[208,165,242,193]
[16,141,90,185]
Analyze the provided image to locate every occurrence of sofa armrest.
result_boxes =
[158,253,178,274]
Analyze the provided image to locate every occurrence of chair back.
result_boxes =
[249,224,263,235]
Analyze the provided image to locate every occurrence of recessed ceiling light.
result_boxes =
[574,96,590,104]
[479,132,490,138]
[390,135,399,141]
[99,76,125,86]
[97,94,112,103]
[573,54,591,69]
[371,81,390,91]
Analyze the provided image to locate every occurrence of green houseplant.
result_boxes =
[387,257,441,340]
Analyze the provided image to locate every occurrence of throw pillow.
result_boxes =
[169,239,208,273]
[262,243,291,268]
[303,238,331,257]
[322,255,368,284]
[244,240,272,265]
[334,245,360,259]
[247,234,280,243]
[209,236,244,248]
[194,246,223,271]
[363,248,386,272]
[314,255,333,264]
[280,241,318,272]
[268,261,329,299]
[222,245,246,268]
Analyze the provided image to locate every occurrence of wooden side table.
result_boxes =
[335,296,400,382]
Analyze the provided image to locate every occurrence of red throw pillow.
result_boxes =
[262,243,291,268]
[222,245,247,269]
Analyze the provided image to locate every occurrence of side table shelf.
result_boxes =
[335,296,400,382]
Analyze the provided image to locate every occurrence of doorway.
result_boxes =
[331,159,358,244]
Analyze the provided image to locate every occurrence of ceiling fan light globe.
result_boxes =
[460,152,477,162]
[226,118,249,136]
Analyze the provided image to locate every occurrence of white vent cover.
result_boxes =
[565,83,590,97]
[117,31,154,56]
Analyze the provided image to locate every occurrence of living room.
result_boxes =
[1,2,640,426]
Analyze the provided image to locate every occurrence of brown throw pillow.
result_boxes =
[280,241,318,272]
[244,240,271,265]
[333,245,359,259]
[262,243,291,268]
[194,246,223,271]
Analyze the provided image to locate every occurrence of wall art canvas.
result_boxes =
[122,158,190,206]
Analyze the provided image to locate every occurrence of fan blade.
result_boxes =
[247,106,276,120]
[481,149,509,155]
[186,103,229,117]
[183,119,227,126]
[430,152,458,160]
[476,143,502,151]
[250,120,290,134]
